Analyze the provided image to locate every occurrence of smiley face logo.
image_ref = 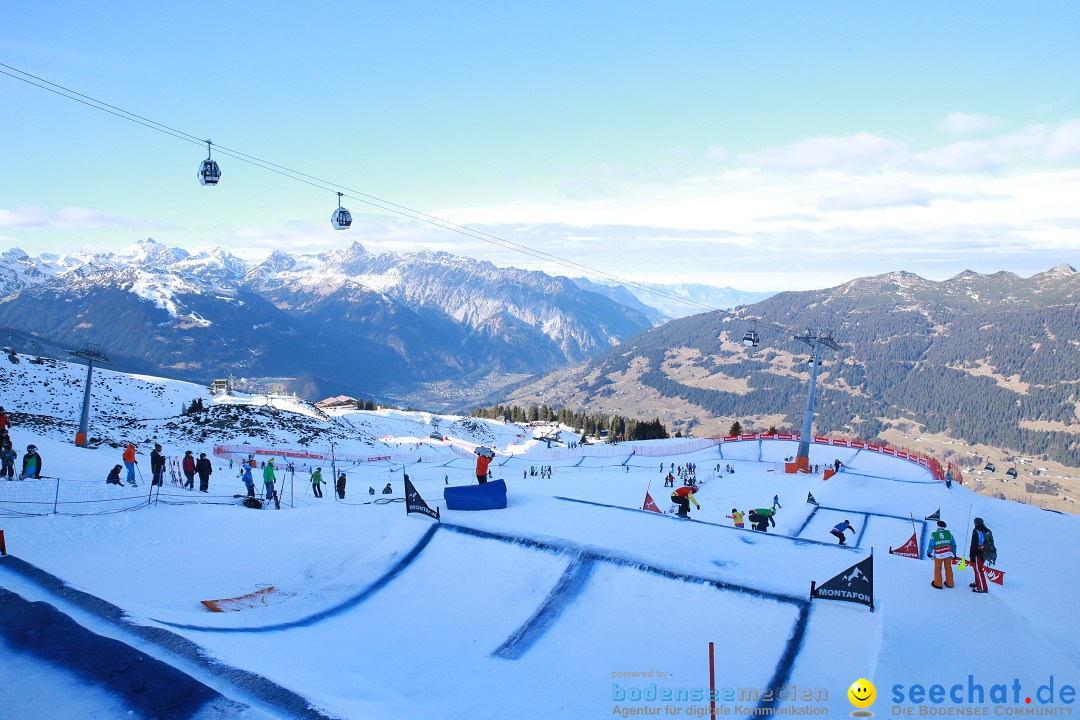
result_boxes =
[848,678,876,712]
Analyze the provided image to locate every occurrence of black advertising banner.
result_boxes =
[811,555,874,611]
[405,474,440,521]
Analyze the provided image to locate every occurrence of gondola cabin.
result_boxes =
[198,158,221,186]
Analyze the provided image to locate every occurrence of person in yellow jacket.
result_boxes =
[726,508,745,528]
[670,484,700,518]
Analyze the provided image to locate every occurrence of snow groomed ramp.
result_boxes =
[126,519,813,720]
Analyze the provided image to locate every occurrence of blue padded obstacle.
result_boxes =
[444,479,507,510]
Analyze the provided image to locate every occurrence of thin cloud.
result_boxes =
[817,186,1011,212]
[0,206,166,230]
[940,112,1002,136]
[738,133,909,173]
[753,212,825,223]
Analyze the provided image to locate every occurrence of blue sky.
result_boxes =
[2,1,1079,291]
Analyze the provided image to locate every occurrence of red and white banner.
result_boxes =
[951,558,1005,585]
[888,532,920,559]
[642,492,662,514]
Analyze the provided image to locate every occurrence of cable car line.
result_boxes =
[2,61,815,340]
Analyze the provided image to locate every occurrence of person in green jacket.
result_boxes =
[263,458,276,500]
[311,467,324,498]
[749,507,776,531]
[927,519,957,589]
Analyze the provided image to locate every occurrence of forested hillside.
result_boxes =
[508,265,1080,467]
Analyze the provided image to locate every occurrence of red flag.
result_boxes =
[983,566,1006,585]
[642,492,662,514]
[888,532,919,559]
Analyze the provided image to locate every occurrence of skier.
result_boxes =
[969,517,995,594]
[182,451,196,489]
[726,508,745,529]
[0,406,10,432]
[382,482,393,494]
[945,471,953,489]
[311,467,324,498]
[123,442,138,486]
[670,484,699,518]
[772,494,782,509]
[242,465,255,498]
[927,520,957,589]
[20,444,42,480]
[0,440,15,480]
[335,472,347,499]
[262,459,276,500]
[195,452,213,493]
[831,520,855,545]
[150,443,166,487]
[106,464,125,486]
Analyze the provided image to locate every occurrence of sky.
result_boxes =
[2,1,1079,292]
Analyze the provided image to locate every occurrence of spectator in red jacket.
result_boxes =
[182,451,196,489]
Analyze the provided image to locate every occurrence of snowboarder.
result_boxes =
[262,459,276,500]
[368,486,375,495]
[748,508,775,532]
[335,472,347,499]
[20,444,42,479]
[969,517,995,594]
[150,443,165,487]
[927,520,956,589]
[123,442,138,486]
[670,484,699,518]
[727,508,745,528]
[311,467,324,498]
[242,465,255,497]
[106,464,125,486]
[0,440,15,480]
[382,482,392,495]
[831,520,855,545]
[182,451,196,489]
[196,452,213,493]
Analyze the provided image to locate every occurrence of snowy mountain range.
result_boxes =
[0,239,660,400]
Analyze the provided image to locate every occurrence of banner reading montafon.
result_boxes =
[405,474,440,521]
[811,555,874,612]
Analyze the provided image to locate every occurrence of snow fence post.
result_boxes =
[52,477,60,514]
[708,641,716,719]
[0,529,6,555]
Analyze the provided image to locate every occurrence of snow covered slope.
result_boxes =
[1,359,1077,720]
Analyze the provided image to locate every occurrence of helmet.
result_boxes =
[731,508,737,513]
[27,445,36,451]
[690,484,699,493]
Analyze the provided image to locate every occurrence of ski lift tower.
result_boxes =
[70,344,113,447]
[791,328,841,473]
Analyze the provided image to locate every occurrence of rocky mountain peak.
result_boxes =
[115,237,190,267]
